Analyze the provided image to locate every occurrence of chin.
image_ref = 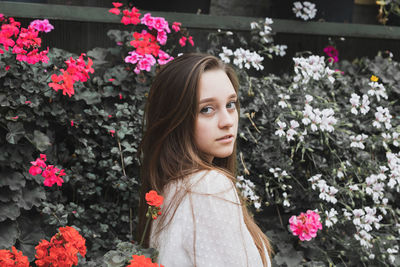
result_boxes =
[213,148,234,159]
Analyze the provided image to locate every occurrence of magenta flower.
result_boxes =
[179,36,187,47]
[153,17,170,33]
[135,54,156,74]
[289,210,322,241]
[141,13,155,29]
[42,165,65,187]
[172,22,181,32]
[157,50,173,65]
[29,19,54,33]
[323,45,339,63]
[29,165,42,176]
[28,154,65,187]
[125,51,140,64]
[156,31,167,45]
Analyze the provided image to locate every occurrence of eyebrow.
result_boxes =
[199,93,237,104]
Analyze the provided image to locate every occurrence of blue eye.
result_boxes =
[200,106,213,114]
[227,101,237,109]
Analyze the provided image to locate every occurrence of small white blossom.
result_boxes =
[275,121,286,137]
[219,46,233,64]
[293,55,335,86]
[325,208,338,228]
[373,106,392,130]
[236,176,262,209]
[350,134,368,150]
[349,184,359,191]
[293,1,317,21]
[278,94,290,108]
[350,93,360,115]
[368,81,388,102]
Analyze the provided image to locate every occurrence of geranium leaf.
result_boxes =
[32,130,52,152]
[0,220,18,249]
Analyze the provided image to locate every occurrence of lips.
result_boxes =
[216,134,233,141]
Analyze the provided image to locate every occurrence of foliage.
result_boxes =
[235,50,400,266]
[0,4,190,263]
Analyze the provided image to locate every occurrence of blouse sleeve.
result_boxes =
[181,170,264,267]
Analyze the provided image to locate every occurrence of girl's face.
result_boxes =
[194,69,238,163]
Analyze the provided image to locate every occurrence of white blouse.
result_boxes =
[149,170,271,267]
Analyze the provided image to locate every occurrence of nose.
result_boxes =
[218,108,235,129]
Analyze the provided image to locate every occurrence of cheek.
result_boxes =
[194,118,212,145]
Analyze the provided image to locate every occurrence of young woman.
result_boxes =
[137,53,272,266]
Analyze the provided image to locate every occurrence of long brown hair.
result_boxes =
[137,53,272,266]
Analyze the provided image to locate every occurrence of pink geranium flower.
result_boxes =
[125,51,141,64]
[29,165,42,176]
[157,50,173,65]
[156,30,167,45]
[29,19,54,33]
[172,22,181,32]
[323,45,339,63]
[153,17,170,33]
[179,36,187,47]
[188,36,194,46]
[289,210,322,241]
[134,54,156,74]
[141,13,155,29]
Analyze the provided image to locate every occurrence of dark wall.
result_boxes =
[9,1,400,76]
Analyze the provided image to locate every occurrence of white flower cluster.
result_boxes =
[387,245,399,264]
[324,208,338,228]
[275,120,302,142]
[349,93,370,115]
[251,17,274,44]
[269,167,292,191]
[386,152,400,191]
[372,106,392,130]
[293,55,335,88]
[250,17,287,58]
[282,192,290,207]
[266,44,288,57]
[336,160,351,179]
[219,46,264,71]
[368,81,388,102]
[236,176,262,209]
[308,174,338,204]
[350,207,383,249]
[302,104,337,133]
[274,95,337,141]
[382,132,400,149]
[364,167,388,203]
[350,134,368,150]
[269,167,288,177]
[278,94,290,108]
[292,1,317,21]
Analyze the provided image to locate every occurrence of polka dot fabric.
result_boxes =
[150,170,271,267]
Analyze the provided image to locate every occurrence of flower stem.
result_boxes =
[140,215,150,247]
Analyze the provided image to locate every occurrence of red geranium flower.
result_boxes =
[145,190,164,207]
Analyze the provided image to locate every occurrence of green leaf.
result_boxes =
[6,122,25,144]
[0,171,25,190]
[0,202,20,222]
[87,47,108,66]
[0,186,22,203]
[0,93,9,106]
[32,130,51,152]
[0,220,18,249]
[74,87,102,105]
[273,245,304,267]
[17,213,45,261]
[18,186,46,210]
